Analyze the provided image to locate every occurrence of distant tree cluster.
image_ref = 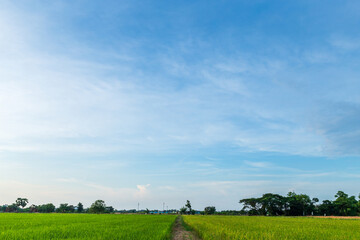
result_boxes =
[239,191,360,216]
[1,203,19,213]
[204,206,216,215]
[30,203,56,213]
[56,203,76,213]
[0,198,28,212]
[215,210,242,215]
[0,198,114,214]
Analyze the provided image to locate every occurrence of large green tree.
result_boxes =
[204,206,216,215]
[89,200,106,214]
[286,192,313,216]
[260,193,285,216]
[15,198,28,209]
[333,191,358,216]
[239,197,262,215]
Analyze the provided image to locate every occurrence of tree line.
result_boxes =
[239,191,360,216]
[1,199,114,214]
[3,191,358,216]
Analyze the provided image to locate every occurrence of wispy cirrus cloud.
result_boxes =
[0,4,355,157]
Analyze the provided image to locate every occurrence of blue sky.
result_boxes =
[1,0,360,210]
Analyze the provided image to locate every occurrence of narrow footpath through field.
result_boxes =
[172,216,200,240]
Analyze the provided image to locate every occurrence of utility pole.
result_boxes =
[163,202,165,212]
[138,203,139,212]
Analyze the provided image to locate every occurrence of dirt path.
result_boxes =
[172,216,200,240]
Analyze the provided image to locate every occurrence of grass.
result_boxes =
[0,213,176,239]
[183,215,360,240]
[3,213,360,239]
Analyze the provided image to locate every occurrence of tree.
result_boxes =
[15,198,28,209]
[68,205,75,213]
[318,200,335,216]
[0,205,7,212]
[286,192,312,216]
[333,191,358,216]
[57,203,69,213]
[239,197,262,215]
[105,206,114,213]
[204,206,216,215]
[6,204,19,212]
[185,200,192,214]
[240,192,317,216]
[89,200,106,214]
[334,191,349,215]
[29,204,38,213]
[38,203,55,213]
[77,202,84,213]
[260,193,285,216]
[56,203,75,213]
[180,207,187,215]
[145,208,150,214]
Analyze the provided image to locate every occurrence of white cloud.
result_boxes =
[136,184,151,197]
[244,160,271,168]
[0,6,329,157]
[330,35,360,50]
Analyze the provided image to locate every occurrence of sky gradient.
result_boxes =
[1,0,360,210]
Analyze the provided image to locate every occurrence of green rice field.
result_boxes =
[0,214,176,240]
[1,214,360,239]
[183,215,360,240]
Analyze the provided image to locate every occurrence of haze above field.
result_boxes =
[1,0,360,210]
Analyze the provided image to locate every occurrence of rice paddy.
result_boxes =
[182,215,360,240]
[1,214,360,239]
[0,213,176,240]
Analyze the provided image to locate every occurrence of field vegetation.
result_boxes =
[183,215,360,240]
[0,213,176,240]
[2,194,360,239]
[2,213,360,239]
